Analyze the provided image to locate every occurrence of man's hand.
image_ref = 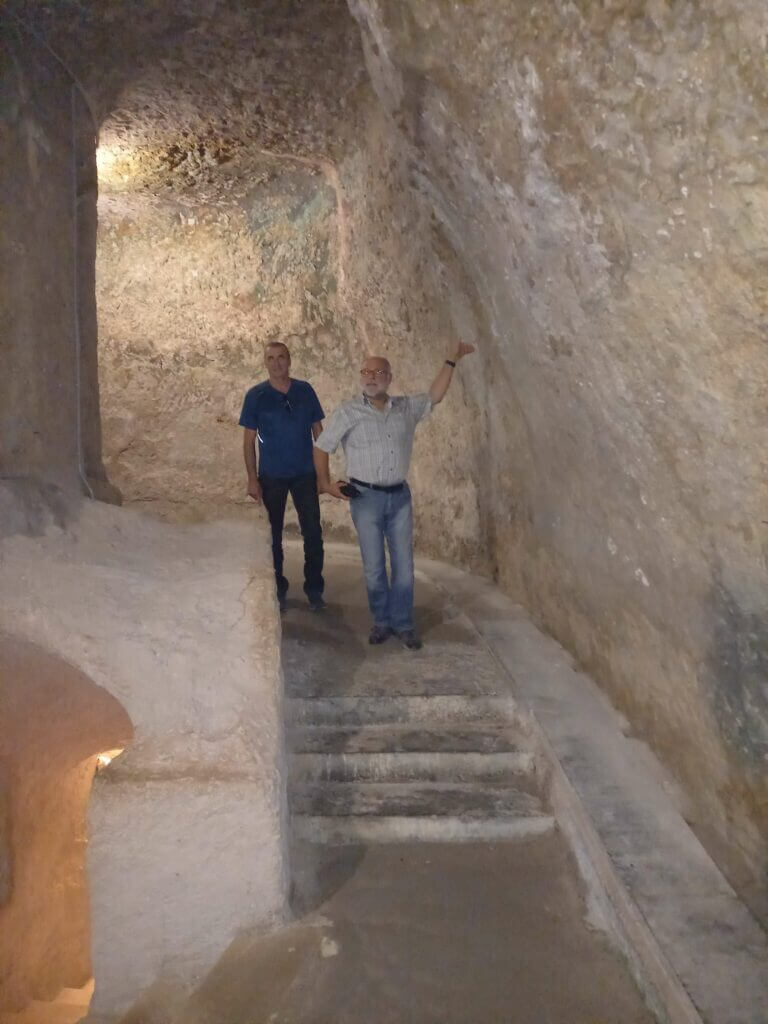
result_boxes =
[320,479,349,501]
[452,340,476,361]
[313,447,348,500]
[247,478,262,504]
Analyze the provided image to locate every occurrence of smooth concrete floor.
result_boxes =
[182,541,654,1024]
[183,837,654,1024]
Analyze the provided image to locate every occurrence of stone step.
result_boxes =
[290,749,535,783]
[290,781,546,819]
[293,813,555,845]
[286,694,519,727]
[289,723,526,755]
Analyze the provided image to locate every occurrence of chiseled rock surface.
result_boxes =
[0,501,287,1019]
[96,89,485,562]
[9,0,766,920]
[348,0,768,917]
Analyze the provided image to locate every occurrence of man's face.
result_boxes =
[265,344,291,380]
[360,357,392,399]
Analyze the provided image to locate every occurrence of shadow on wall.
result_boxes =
[0,636,133,1015]
[703,574,768,919]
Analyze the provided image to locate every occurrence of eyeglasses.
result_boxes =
[360,368,390,379]
[283,398,292,413]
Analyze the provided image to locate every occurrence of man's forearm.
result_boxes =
[428,359,455,405]
[313,446,331,490]
[243,430,258,479]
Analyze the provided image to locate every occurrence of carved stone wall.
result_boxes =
[350,0,768,916]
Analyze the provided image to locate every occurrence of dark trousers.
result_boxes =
[259,473,324,598]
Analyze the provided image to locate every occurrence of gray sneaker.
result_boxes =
[397,629,422,651]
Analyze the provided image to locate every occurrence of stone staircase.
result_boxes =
[287,692,554,844]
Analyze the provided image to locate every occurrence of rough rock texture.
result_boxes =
[335,108,488,561]
[92,0,485,558]
[0,503,287,1021]
[4,0,767,937]
[96,157,343,519]
[349,0,768,917]
[0,20,111,508]
[96,106,485,558]
[2,9,293,1020]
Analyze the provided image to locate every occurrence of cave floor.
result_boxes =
[185,836,653,1024]
[181,540,654,1024]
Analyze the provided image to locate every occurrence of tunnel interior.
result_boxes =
[89,0,487,556]
[1,0,767,1014]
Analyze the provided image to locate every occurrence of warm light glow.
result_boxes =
[96,748,124,769]
[96,145,118,176]
[95,142,135,187]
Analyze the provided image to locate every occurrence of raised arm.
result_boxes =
[428,341,476,404]
[243,428,262,503]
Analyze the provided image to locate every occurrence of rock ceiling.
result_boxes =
[7,0,367,195]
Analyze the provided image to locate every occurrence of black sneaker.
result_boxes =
[397,629,422,651]
[308,594,326,612]
[369,625,393,645]
[277,592,287,614]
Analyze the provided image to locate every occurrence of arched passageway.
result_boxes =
[0,637,133,1015]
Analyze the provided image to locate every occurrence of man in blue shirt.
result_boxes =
[240,341,325,612]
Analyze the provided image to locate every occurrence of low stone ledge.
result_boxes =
[0,502,288,1022]
[420,558,768,1024]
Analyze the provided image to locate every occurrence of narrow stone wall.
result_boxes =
[0,503,287,1021]
[0,22,108,512]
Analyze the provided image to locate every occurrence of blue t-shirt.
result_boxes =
[239,379,324,479]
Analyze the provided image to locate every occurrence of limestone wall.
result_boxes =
[335,107,489,565]
[0,503,287,1020]
[7,0,766,937]
[0,22,109,509]
[96,99,487,567]
[350,0,768,915]
[96,157,342,519]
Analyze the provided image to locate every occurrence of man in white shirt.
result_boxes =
[313,342,475,649]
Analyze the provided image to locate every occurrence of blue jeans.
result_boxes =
[259,473,324,599]
[350,484,414,632]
